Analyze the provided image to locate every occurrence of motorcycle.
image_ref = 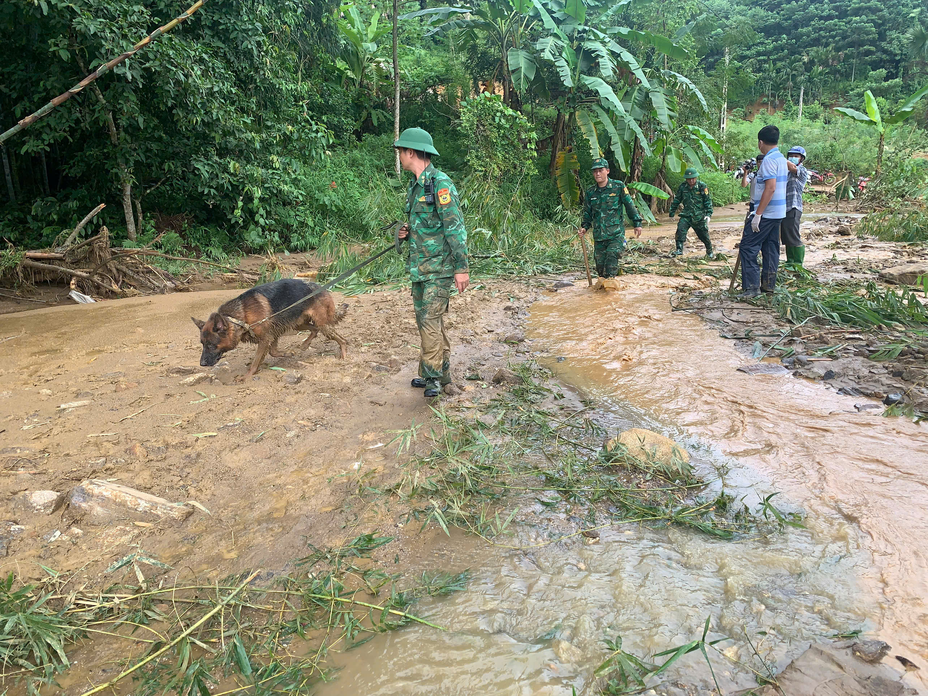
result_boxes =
[857,176,870,195]
[808,168,837,185]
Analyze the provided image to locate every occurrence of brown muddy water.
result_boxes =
[316,275,928,695]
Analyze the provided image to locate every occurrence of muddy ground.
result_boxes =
[1,206,927,693]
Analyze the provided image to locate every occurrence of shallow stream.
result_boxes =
[317,277,928,695]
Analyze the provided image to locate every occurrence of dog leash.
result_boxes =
[231,221,405,335]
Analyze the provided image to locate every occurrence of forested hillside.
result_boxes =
[1,0,926,258]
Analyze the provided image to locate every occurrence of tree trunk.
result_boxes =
[393,0,401,177]
[720,46,729,170]
[876,131,884,175]
[40,150,50,195]
[134,197,143,233]
[1,144,15,205]
[549,111,567,177]
[798,84,804,122]
[630,138,643,183]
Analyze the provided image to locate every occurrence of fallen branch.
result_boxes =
[62,203,106,248]
[113,249,258,275]
[24,252,65,260]
[21,258,120,294]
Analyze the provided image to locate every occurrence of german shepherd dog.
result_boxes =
[192,279,348,380]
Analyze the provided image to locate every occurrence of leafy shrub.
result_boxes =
[459,93,537,180]
[859,202,928,243]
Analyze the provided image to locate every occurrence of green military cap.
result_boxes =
[591,157,609,170]
[394,127,440,156]
[684,167,699,178]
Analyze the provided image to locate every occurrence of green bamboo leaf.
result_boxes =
[232,636,252,676]
[575,109,600,160]
[628,181,670,199]
[563,0,586,23]
[864,90,882,130]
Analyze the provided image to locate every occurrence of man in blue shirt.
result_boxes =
[738,125,788,298]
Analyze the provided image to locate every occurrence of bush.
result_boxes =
[459,93,537,180]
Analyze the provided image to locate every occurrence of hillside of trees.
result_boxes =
[1,0,927,257]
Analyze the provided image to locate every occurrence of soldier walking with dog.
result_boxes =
[668,168,714,258]
[578,158,643,278]
[394,127,469,399]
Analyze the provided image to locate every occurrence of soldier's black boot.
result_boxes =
[423,379,441,398]
[411,377,427,388]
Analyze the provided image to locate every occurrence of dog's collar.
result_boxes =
[224,315,257,339]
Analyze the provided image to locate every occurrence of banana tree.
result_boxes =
[337,4,392,129]
[400,0,535,107]
[834,84,928,175]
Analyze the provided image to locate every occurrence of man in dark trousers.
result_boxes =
[782,145,809,267]
[669,167,714,258]
[739,125,788,298]
[578,158,643,278]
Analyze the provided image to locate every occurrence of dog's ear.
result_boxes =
[191,317,206,330]
[212,314,227,332]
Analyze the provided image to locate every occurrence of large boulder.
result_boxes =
[64,480,192,524]
[878,263,928,286]
[604,428,691,467]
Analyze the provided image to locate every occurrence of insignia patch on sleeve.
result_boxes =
[437,187,451,205]
[704,187,710,194]
[623,187,630,195]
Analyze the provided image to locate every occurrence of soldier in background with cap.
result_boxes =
[394,127,469,399]
[578,157,643,278]
[668,167,714,258]
[783,146,808,267]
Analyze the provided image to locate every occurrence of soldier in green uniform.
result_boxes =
[668,168,714,258]
[394,128,469,399]
[578,158,643,278]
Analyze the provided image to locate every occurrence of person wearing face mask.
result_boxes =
[783,146,809,267]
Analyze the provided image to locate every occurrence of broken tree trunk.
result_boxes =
[62,203,106,248]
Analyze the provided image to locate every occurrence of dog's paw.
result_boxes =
[233,374,246,384]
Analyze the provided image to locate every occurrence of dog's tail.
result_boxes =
[334,303,349,323]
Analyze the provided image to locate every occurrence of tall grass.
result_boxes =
[858,203,928,243]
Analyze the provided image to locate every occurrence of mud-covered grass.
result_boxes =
[1,534,466,695]
[387,361,802,550]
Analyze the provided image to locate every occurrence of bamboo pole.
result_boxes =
[62,203,106,248]
[0,0,207,145]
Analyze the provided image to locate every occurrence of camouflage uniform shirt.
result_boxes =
[669,181,713,220]
[581,179,643,241]
[405,163,468,282]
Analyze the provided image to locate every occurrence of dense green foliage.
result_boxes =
[1,0,927,257]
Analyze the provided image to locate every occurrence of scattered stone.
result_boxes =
[43,529,61,543]
[387,357,402,371]
[39,388,53,396]
[878,263,928,286]
[281,372,303,385]
[852,640,892,664]
[823,369,837,381]
[835,224,852,235]
[442,383,461,396]
[883,393,904,406]
[0,521,25,557]
[25,490,62,514]
[64,479,193,523]
[552,639,584,665]
[855,403,883,412]
[58,400,92,410]
[593,278,621,291]
[502,332,525,344]
[581,529,600,539]
[604,428,691,467]
[372,364,390,373]
[738,363,790,376]
[734,642,917,696]
[491,368,521,385]
[180,373,212,386]
[552,280,574,289]
[465,370,482,381]
[165,366,198,376]
[126,443,149,460]
[895,656,919,672]
[795,355,812,367]
[114,381,139,392]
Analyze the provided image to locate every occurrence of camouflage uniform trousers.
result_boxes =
[675,217,712,252]
[593,234,625,278]
[412,278,453,384]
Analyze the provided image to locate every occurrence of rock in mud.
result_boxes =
[551,639,584,665]
[883,393,904,406]
[852,640,892,664]
[0,521,26,557]
[878,263,928,286]
[593,278,621,291]
[552,281,574,289]
[442,383,461,396]
[492,368,521,385]
[502,332,525,344]
[17,490,62,514]
[734,642,917,696]
[604,428,690,466]
[180,373,212,386]
[281,371,303,385]
[64,480,192,524]
[165,366,198,376]
[738,363,790,376]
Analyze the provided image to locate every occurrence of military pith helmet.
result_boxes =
[591,157,609,170]
[394,127,440,156]
[684,167,699,178]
